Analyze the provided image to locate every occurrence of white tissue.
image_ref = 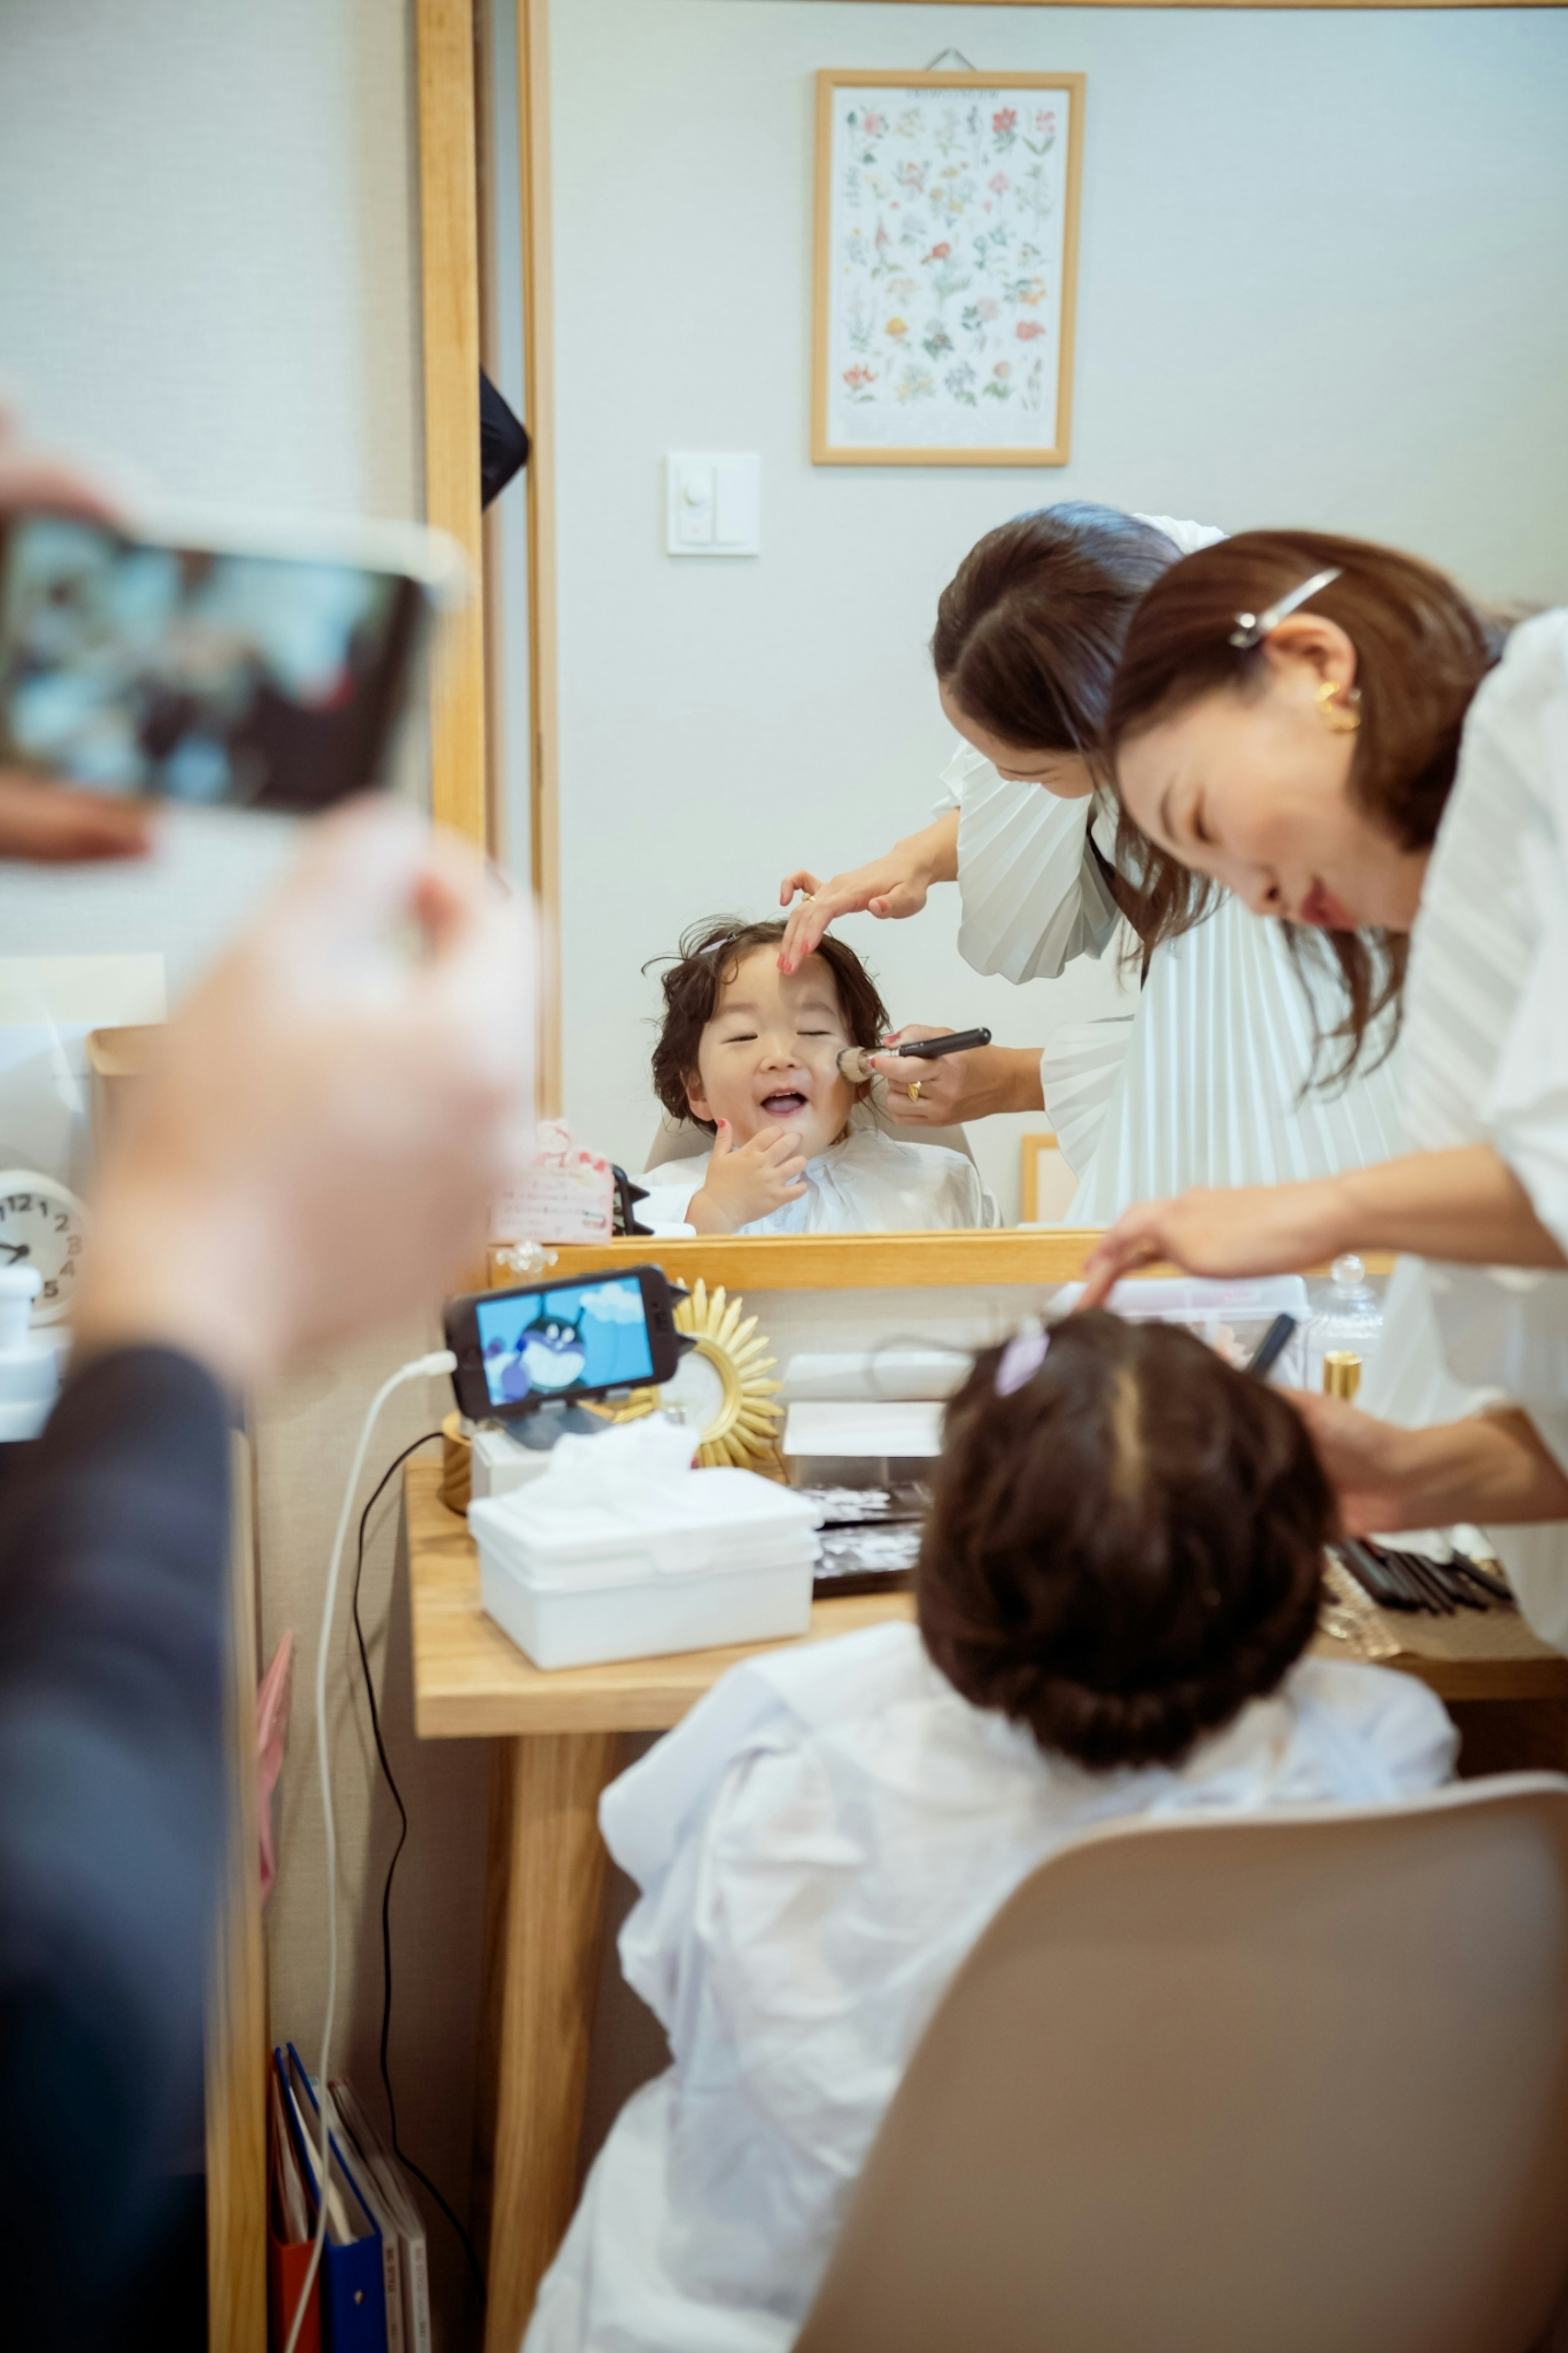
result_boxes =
[530,1415,698,1513]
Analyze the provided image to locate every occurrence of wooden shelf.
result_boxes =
[488,1232,1399,1296]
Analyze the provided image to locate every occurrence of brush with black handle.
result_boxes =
[838,1027,992,1085]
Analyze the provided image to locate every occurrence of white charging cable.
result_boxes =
[284,1347,457,2353]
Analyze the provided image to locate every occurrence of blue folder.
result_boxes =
[276,2045,389,2353]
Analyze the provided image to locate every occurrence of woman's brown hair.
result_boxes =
[918,1311,1332,1771]
[648,916,889,1133]
[1103,530,1501,1082]
[932,503,1183,758]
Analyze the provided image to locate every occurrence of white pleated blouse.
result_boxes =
[1361,611,1568,1650]
[940,515,1407,1221]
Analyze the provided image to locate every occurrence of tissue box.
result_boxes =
[469,1461,820,1670]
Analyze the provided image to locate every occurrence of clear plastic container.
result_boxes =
[1054,1275,1311,1385]
[1307,1255,1384,1394]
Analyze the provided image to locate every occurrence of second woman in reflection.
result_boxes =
[778,505,1405,1219]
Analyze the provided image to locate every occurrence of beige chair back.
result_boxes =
[641,1102,977,1173]
[797,1775,1568,2353]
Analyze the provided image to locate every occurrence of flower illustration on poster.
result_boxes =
[815,78,1081,464]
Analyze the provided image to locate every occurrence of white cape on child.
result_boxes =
[633,1121,996,1236]
[523,1621,1456,2353]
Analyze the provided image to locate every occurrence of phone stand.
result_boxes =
[470,1394,620,1500]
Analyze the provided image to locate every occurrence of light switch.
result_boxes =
[667,453,761,557]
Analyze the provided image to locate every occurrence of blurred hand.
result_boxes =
[1293,1393,1568,1536]
[72,801,533,1386]
[1289,1392,1423,1537]
[0,407,154,862]
[687,1120,808,1233]
[872,1026,1045,1125]
[1076,1180,1345,1307]
[777,812,960,973]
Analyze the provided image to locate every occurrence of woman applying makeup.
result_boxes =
[1077,531,1568,1638]
[777,506,1406,1220]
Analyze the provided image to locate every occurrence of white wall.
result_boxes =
[548,0,1568,1220]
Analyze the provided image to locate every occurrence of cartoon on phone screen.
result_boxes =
[475,1278,655,1410]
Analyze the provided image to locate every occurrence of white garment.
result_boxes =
[632,1121,996,1237]
[1362,611,1568,1649]
[524,1622,1456,2353]
[937,513,1406,1220]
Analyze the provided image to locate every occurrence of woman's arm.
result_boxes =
[778,811,959,972]
[1294,1393,1568,1535]
[1078,1143,1566,1305]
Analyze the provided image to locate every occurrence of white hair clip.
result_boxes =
[996,1323,1050,1397]
[1229,566,1342,650]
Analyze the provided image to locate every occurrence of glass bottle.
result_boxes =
[1308,1254,1383,1394]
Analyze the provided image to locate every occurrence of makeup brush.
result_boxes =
[838,1027,992,1084]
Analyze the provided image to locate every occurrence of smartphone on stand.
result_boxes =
[0,506,464,813]
[444,1265,686,1423]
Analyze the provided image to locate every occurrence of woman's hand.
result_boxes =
[1289,1393,1427,1536]
[1077,1180,1348,1305]
[74,801,533,1387]
[871,1026,1045,1124]
[778,812,960,973]
[686,1120,808,1233]
[0,408,154,862]
[1291,1394,1568,1535]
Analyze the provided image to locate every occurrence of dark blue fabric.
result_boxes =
[0,1347,229,2345]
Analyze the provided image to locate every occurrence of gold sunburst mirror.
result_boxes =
[581,1280,783,1465]
[671,1279,784,1466]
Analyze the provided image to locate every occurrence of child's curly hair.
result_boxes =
[918,1310,1333,1771]
[648,917,890,1135]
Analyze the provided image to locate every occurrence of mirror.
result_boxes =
[500,14,1564,1240]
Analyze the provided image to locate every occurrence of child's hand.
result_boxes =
[687,1120,809,1233]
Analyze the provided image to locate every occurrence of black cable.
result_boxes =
[350,1431,487,2300]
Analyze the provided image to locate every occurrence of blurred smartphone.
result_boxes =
[0,506,465,814]
[445,1265,684,1422]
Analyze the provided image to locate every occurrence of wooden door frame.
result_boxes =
[415,0,563,1113]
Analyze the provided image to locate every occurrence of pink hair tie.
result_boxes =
[996,1327,1049,1397]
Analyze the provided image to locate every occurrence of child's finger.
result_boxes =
[709,1119,734,1161]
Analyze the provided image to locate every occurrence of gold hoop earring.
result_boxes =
[1316,680,1361,735]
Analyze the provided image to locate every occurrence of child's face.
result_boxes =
[685,946,860,1157]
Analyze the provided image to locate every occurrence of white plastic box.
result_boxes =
[469,1463,820,1671]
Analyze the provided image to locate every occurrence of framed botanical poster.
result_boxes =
[813,70,1085,467]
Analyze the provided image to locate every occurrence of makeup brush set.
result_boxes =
[1329,1536,1514,1617]
[1242,1316,1515,1618]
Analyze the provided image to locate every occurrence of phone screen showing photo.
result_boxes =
[474,1277,656,1410]
[0,517,420,812]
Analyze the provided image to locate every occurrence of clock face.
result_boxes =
[0,1173,87,1325]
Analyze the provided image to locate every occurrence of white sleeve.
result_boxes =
[955,767,1120,983]
[934,736,990,814]
[1478,629,1568,1253]
[1134,514,1228,558]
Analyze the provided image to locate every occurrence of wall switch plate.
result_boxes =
[666,453,760,555]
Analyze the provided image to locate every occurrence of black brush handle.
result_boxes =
[1244,1313,1297,1383]
[1335,1537,1417,1613]
[895,1027,993,1060]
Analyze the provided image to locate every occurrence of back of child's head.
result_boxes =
[649,915,890,1133]
[918,1310,1332,1771]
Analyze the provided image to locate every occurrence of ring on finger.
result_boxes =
[907,1078,922,1103]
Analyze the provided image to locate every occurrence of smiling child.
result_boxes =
[634,916,993,1234]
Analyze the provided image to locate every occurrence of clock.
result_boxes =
[0,1171,87,1326]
